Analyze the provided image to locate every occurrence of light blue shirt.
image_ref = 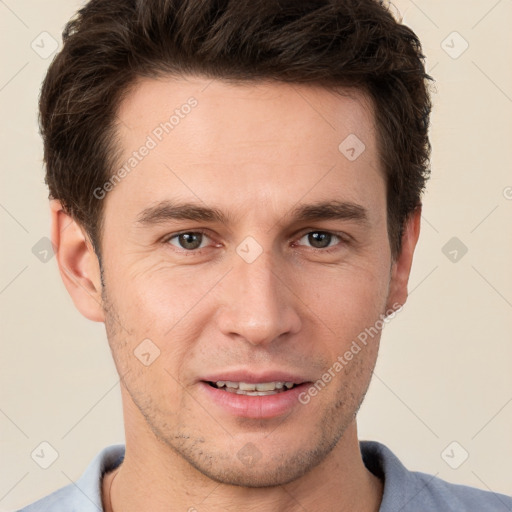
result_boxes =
[17,441,512,511]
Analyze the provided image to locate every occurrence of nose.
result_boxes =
[215,249,302,347]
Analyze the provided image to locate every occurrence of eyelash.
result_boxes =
[162,229,349,255]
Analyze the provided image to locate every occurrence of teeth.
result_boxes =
[214,381,297,393]
[239,382,257,391]
[255,382,276,391]
[236,389,278,396]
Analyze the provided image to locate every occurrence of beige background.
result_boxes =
[1,1,511,509]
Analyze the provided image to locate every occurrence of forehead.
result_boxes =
[108,76,383,226]
[116,76,377,150]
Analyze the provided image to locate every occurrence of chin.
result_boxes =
[189,458,314,488]
[164,427,345,489]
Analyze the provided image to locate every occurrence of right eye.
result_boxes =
[164,230,213,252]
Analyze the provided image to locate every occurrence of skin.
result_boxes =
[51,76,421,512]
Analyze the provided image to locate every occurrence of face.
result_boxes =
[91,77,402,486]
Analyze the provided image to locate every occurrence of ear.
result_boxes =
[386,205,422,312]
[50,200,105,322]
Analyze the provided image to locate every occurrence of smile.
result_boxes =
[208,381,297,396]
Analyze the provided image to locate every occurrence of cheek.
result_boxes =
[301,258,390,340]
[111,262,220,336]
[103,264,224,390]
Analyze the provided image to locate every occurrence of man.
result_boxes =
[19,0,512,511]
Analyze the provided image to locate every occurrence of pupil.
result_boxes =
[309,232,331,248]
[179,233,202,250]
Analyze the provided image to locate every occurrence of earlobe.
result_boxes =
[50,200,105,322]
[386,205,422,312]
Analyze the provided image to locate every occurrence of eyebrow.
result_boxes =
[135,199,369,228]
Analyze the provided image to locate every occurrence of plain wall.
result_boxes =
[1,1,511,509]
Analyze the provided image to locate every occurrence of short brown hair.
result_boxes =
[39,0,433,260]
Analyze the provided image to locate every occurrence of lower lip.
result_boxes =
[199,382,311,419]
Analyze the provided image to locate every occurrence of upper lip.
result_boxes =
[200,370,310,385]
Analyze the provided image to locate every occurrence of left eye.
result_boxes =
[296,231,342,250]
[167,231,211,251]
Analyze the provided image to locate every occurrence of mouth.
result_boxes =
[199,373,312,418]
[205,380,300,396]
